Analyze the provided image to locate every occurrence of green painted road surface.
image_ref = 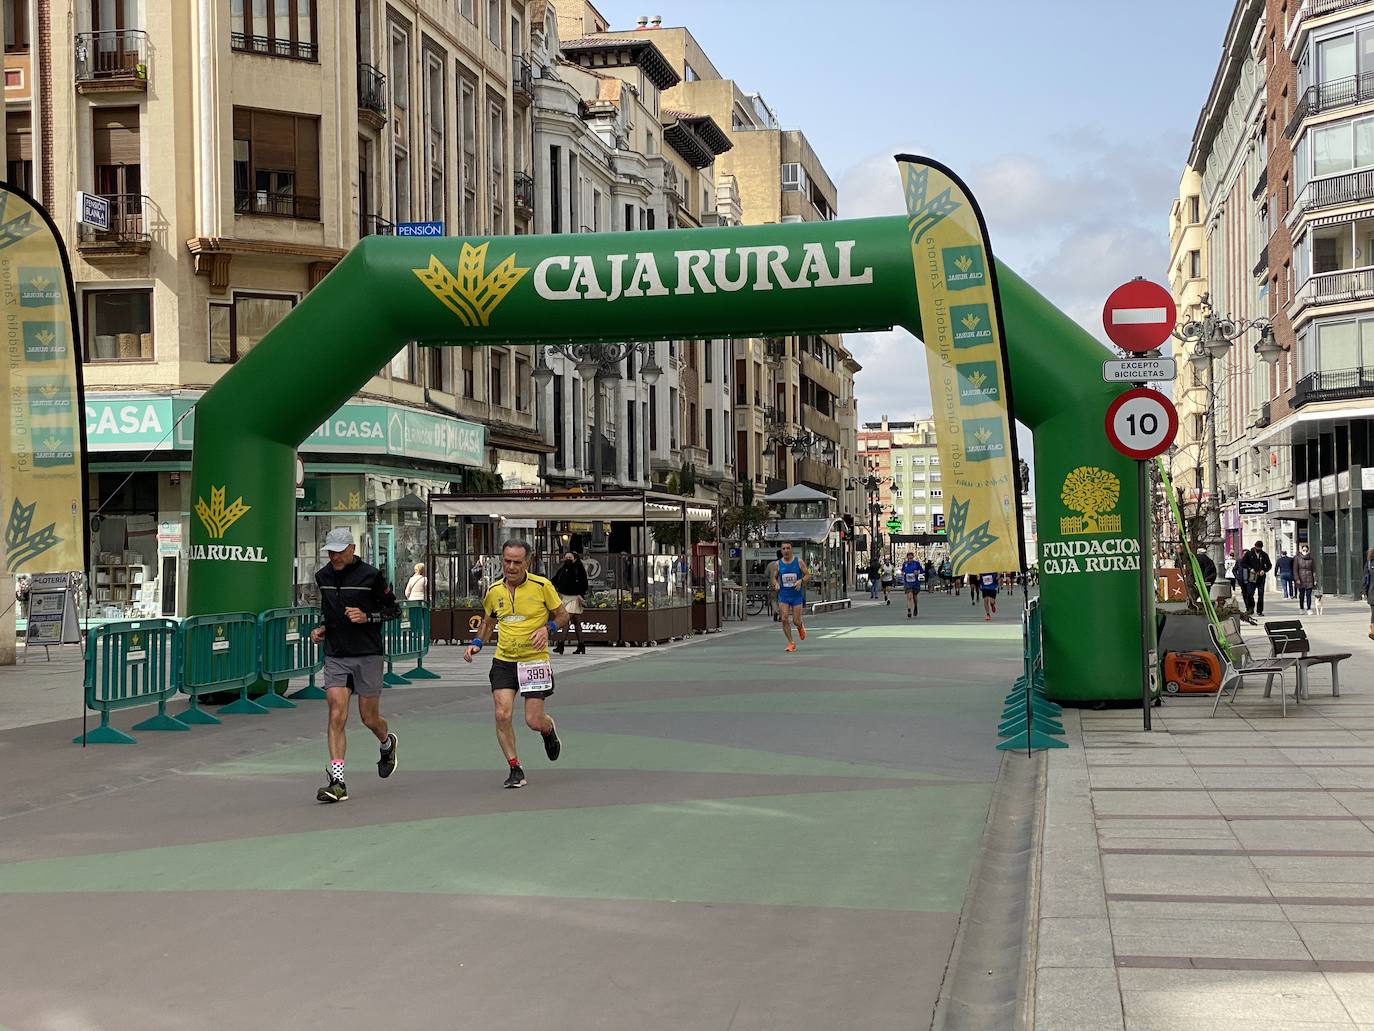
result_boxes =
[0,594,1020,1031]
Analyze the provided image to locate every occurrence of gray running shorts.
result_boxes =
[323,654,385,698]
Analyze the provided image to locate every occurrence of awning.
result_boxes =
[764,484,835,504]
[430,494,715,522]
[764,517,836,543]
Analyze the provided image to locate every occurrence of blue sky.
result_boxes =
[593,0,1234,422]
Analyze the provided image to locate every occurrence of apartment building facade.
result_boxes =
[4,0,544,616]
[857,417,944,547]
[1178,0,1374,594]
[1167,168,1209,503]
[593,19,862,509]
[529,4,737,506]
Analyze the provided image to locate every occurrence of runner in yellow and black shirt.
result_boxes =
[463,539,569,788]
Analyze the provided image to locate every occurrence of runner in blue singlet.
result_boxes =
[772,541,810,653]
[900,551,923,619]
[979,571,999,621]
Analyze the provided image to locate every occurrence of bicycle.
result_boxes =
[745,588,774,618]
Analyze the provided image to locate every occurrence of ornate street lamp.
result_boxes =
[1172,293,1277,545]
[531,341,663,490]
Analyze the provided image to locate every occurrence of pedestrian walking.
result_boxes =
[462,539,567,789]
[1361,548,1374,639]
[1224,550,1237,591]
[923,558,936,591]
[1195,548,1217,592]
[939,557,953,594]
[550,551,588,655]
[311,527,401,804]
[1276,549,1295,599]
[1295,543,1317,615]
[404,562,428,602]
[867,554,881,600]
[1238,540,1272,616]
[968,572,979,605]
[880,557,895,605]
[773,541,810,653]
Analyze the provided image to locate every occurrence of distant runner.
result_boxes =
[773,541,810,653]
[900,551,923,619]
[463,539,567,789]
[979,571,999,621]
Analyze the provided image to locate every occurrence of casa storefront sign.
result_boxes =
[85,396,483,466]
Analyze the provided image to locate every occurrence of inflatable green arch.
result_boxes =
[188,158,1146,703]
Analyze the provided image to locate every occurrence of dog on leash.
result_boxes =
[1312,587,1324,616]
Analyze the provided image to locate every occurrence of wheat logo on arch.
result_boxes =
[195,486,251,540]
[414,242,529,327]
[1060,466,1122,536]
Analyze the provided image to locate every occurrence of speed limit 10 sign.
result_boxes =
[1105,388,1178,460]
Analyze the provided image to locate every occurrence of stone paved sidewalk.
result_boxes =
[1035,594,1374,1030]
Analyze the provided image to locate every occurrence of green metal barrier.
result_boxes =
[75,619,185,744]
[258,606,323,702]
[998,599,1066,752]
[381,602,439,686]
[177,612,260,721]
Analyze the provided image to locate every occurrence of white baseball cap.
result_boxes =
[320,527,355,554]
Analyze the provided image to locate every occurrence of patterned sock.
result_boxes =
[379,733,393,752]
[329,759,345,782]
[508,756,521,769]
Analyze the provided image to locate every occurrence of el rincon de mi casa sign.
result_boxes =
[83,396,483,465]
[179,156,1152,705]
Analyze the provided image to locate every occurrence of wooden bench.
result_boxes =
[1263,620,1351,699]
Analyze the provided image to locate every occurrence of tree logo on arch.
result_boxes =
[414,242,530,327]
[1059,466,1121,536]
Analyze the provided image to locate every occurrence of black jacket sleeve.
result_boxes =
[369,569,401,623]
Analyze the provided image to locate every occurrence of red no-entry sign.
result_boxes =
[1105,388,1178,460]
[1102,280,1177,353]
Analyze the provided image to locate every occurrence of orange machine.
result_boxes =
[1161,650,1222,694]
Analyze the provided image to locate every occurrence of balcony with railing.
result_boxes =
[1292,266,1374,315]
[1290,169,1374,222]
[357,62,386,128]
[1285,72,1374,138]
[234,188,321,221]
[361,213,394,237]
[231,31,316,62]
[75,194,152,255]
[74,30,148,92]
[512,54,534,104]
[514,171,535,216]
[1293,366,1374,408]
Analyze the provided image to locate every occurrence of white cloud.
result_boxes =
[849,328,932,426]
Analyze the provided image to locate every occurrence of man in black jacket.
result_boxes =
[1238,540,1272,616]
[551,551,588,655]
[310,527,402,803]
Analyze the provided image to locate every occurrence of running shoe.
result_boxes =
[786,641,796,653]
[543,718,561,762]
[992,599,998,614]
[377,733,398,778]
[504,765,527,789]
[316,777,348,803]
[985,614,991,622]
[797,626,807,641]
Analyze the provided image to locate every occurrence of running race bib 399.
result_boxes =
[781,573,798,588]
[517,660,554,695]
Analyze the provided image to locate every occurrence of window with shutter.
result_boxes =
[231,107,321,219]
[92,107,142,208]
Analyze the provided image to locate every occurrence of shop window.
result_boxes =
[85,289,153,362]
[233,107,321,219]
[230,0,318,61]
[208,292,297,363]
